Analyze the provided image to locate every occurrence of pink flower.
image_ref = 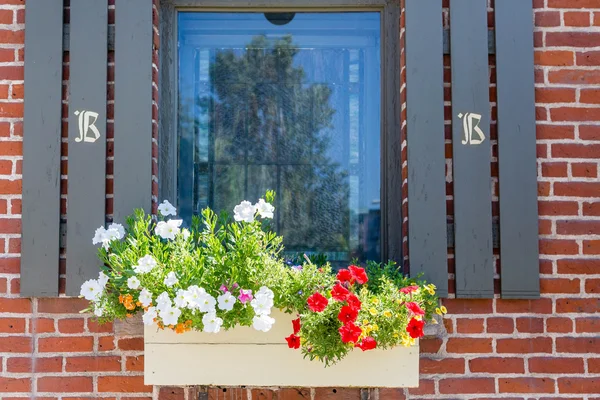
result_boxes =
[219,284,228,292]
[238,289,253,304]
[400,285,419,294]
[405,301,425,316]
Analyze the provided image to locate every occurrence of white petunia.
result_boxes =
[233,201,256,223]
[127,276,141,290]
[202,312,223,333]
[107,223,125,240]
[92,227,111,250]
[158,200,177,217]
[132,254,157,274]
[174,289,188,308]
[94,304,104,317]
[155,219,183,240]
[255,199,275,219]
[164,271,178,287]
[156,292,172,312]
[256,286,274,299]
[184,285,206,309]
[251,294,274,316]
[181,228,191,240]
[217,292,236,311]
[142,306,158,326]
[198,293,217,313]
[253,314,276,332]
[98,271,109,287]
[80,279,103,301]
[138,288,153,307]
[159,305,181,326]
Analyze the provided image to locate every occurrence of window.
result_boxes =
[160,1,401,265]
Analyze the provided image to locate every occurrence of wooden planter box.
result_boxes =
[144,309,419,387]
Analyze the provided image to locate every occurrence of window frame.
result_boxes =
[158,0,402,263]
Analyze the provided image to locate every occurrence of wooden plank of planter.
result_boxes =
[405,0,448,297]
[21,0,64,297]
[65,0,108,296]
[450,0,494,298]
[495,0,540,299]
[144,310,419,387]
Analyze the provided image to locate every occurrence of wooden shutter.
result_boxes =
[113,0,154,222]
[21,0,64,297]
[405,0,449,298]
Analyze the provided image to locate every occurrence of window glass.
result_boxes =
[177,12,381,263]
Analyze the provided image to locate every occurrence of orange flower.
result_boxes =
[175,323,185,334]
[119,294,125,304]
[126,313,133,318]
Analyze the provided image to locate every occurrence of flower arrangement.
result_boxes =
[81,191,446,365]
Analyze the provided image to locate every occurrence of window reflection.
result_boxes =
[178,12,381,263]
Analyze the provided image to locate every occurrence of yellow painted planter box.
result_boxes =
[144,309,419,387]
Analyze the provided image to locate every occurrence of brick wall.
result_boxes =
[1,0,600,398]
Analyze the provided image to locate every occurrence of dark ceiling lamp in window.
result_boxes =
[264,12,296,25]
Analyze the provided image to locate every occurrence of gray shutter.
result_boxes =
[405,0,448,297]
[113,0,154,222]
[65,0,108,295]
[21,0,64,297]
[450,0,494,298]
[495,0,540,299]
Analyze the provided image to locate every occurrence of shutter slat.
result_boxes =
[495,0,540,299]
[65,0,108,295]
[450,0,494,298]
[114,0,153,222]
[405,0,448,297]
[21,0,64,297]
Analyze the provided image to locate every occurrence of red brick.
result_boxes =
[118,337,144,351]
[0,258,20,274]
[0,180,21,195]
[584,241,600,255]
[0,48,14,63]
[407,380,435,396]
[540,278,581,294]
[584,202,600,216]
[577,51,600,66]
[590,358,600,373]
[549,0,600,7]
[541,162,568,177]
[66,356,121,372]
[552,144,600,159]
[125,356,144,372]
[38,377,92,393]
[313,388,360,399]
[499,378,555,394]
[439,378,494,394]
[446,338,492,353]
[535,11,560,27]
[556,337,600,353]
[497,338,553,354]
[456,318,484,333]
[572,162,598,177]
[581,88,600,104]
[87,319,113,333]
[0,218,20,234]
[516,317,545,333]
[58,318,85,334]
[558,259,600,274]
[158,387,185,400]
[575,317,600,332]
[580,125,600,140]
[547,32,600,47]
[486,317,514,333]
[5,357,30,373]
[556,298,600,313]
[564,11,591,26]
[0,377,30,392]
[378,389,405,400]
[0,317,25,333]
[585,278,600,293]
[98,376,151,393]
[535,50,574,66]
[551,107,600,122]
[496,299,552,314]
[539,239,579,255]
[530,357,584,373]
[469,357,525,374]
[38,298,88,313]
[0,159,12,174]
[420,358,465,374]
[547,317,573,333]
[279,388,312,400]
[442,299,492,314]
[0,336,31,353]
[558,378,600,394]
[536,87,576,103]
[99,336,115,351]
[32,318,55,333]
[39,337,93,353]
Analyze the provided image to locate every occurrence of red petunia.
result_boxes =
[406,318,425,339]
[285,334,301,349]
[292,318,301,334]
[356,336,377,351]
[338,305,359,324]
[405,301,425,316]
[331,283,350,301]
[307,292,329,312]
[348,265,368,284]
[336,269,354,284]
[339,322,362,344]
[400,285,419,294]
[346,294,362,311]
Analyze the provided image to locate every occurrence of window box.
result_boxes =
[144,309,419,387]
